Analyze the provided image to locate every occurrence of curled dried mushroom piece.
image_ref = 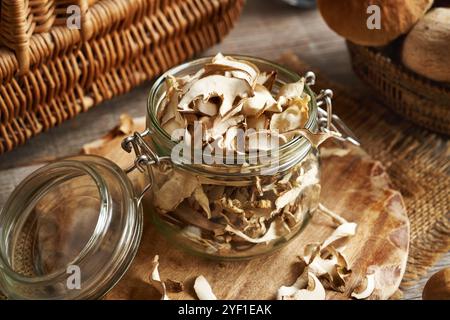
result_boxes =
[194,275,217,300]
[150,255,170,300]
[351,273,375,300]
[277,267,326,300]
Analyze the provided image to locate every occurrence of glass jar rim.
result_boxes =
[146,55,318,177]
[0,159,110,285]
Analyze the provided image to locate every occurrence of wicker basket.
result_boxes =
[0,0,245,154]
[347,41,450,135]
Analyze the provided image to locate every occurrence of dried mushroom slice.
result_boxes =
[194,275,217,300]
[160,79,186,136]
[150,255,169,300]
[193,185,212,219]
[179,75,252,117]
[302,242,321,265]
[276,78,305,102]
[300,245,351,293]
[208,114,245,139]
[224,220,279,244]
[278,267,326,300]
[242,84,278,116]
[320,247,352,292]
[211,53,259,86]
[318,203,349,225]
[256,71,277,91]
[282,128,341,149]
[194,100,218,117]
[321,222,357,249]
[275,166,318,212]
[246,114,269,130]
[275,186,303,212]
[351,273,375,299]
[153,171,199,213]
[270,104,308,133]
[173,203,224,236]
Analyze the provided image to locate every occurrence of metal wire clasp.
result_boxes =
[121,129,171,205]
[306,72,360,146]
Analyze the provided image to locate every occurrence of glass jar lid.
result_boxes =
[0,155,143,299]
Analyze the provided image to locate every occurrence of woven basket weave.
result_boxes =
[0,0,245,154]
[347,41,450,135]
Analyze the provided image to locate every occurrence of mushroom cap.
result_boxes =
[317,0,434,46]
[402,8,450,82]
[422,268,450,300]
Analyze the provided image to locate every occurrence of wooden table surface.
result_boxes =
[0,0,447,300]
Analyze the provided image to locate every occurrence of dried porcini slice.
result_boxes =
[194,100,218,117]
[256,71,277,91]
[153,171,199,213]
[179,75,252,117]
[194,275,217,300]
[224,220,279,244]
[150,255,170,300]
[321,222,357,249]
[278,267,326,300]
[276,78,305,102]
[242,84,278,116]
[351,273,375,300]
[295,205,358,296]
[193,185,212,219]
[270,105,308,133]
[211,53,259,86]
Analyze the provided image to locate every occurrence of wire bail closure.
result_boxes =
[306,72,360,146]
[121,129,171,205]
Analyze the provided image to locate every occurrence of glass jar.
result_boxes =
[0,156,142,299]
[0,56,357,299]
[142,57,323,259]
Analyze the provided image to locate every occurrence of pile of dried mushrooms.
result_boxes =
[277,204,374,300]
[150,205,375,300]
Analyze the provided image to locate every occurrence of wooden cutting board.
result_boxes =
[83,115,409,300]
